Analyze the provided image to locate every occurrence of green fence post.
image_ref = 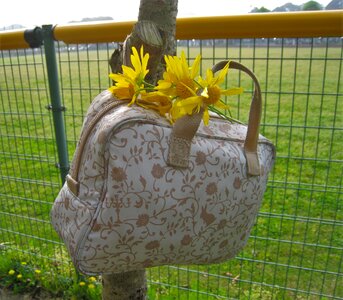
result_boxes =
[42,24,69,184]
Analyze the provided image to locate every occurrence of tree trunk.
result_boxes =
[103,1,178,299]
[137,0,178,83]
[109,0,178,84]
[102,270,147,300]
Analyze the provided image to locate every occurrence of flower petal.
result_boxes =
[221,87,244,95]
[203,108,210,125]
[190,54,201,79]
[175,96,202,108]
[130,47,141,71]
[215,61,230,85]
[122,65,137,80]
[214,100,230,110]
[180,51,189,77]
[205,68,214,84]
[156,80,172,90]
[140,48,149,76]
[109,86,131,99]
[201,87,209,98]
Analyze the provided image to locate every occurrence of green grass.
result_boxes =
[0,43,342,299]
[0,247,102,299]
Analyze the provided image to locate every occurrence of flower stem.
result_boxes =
[142,80,157,88]
[208,106,244,125]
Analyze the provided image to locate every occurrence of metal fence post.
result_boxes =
[42,24,69,184]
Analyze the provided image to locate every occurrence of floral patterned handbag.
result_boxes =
[50,56,275,275]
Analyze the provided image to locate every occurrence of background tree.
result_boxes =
[103,0,178,299]
[302,0,323,10]
[251,6,271,13]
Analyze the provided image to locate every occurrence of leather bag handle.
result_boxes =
[167,60,262,176]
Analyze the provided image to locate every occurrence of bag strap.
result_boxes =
[167,60,262,176]
[66,100,124,195]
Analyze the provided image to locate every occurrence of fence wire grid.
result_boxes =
[0,21,342,300]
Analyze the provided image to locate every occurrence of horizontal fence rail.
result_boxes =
[0,10,342,50]
[1,10,342,300]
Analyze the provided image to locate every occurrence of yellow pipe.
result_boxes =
[176,10,343,39]
[53,20,135,44]
[53,10,343,44]
[0,10,342,50]
[0,29,28,50]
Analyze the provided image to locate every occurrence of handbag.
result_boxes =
[50,60,275,275]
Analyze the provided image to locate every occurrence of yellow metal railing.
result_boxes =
[0,10,342,50]
[0,29,29,50]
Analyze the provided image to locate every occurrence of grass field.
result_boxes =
[0,42,342,299]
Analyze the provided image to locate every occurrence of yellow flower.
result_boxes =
[8,270,15,275]
[156,52,202,122]
[79,281,86,286]
[170,61,243,125]
[139,91,172,116]
[170,95,203,123]
[17,274,23,279]
[35,269,41,274]
[21,262,27,265]
[156,51,201,99]
[88,276,97,282]
[88,283,95,289]
[198,61,243,124]
[109,46,149,105]
[199,61,243,105]
[108,49,243,126]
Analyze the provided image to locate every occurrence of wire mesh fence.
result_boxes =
[0,17,342,299]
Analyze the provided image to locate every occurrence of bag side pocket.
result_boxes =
[50,183,96,268]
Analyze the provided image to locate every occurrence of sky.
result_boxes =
[0,0,334,29]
